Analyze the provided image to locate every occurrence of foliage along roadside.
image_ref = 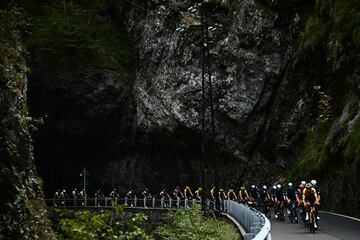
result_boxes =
[56,205,153,240]
[54,204,240,240]
[155,205,240,240]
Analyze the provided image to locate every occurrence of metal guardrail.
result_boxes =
[223,200,271,240]
[45,197,218,209]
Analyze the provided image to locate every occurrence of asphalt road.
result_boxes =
[270,211,360,240]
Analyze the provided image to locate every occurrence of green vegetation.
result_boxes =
[54,205,240,240]
[28,0,134,75]
[0,5,55,239]
[56,206,153,240]
[0,6,28,96]
[298,0,360,69]
[344,118,360,172]
[287,0,360,182]
[155,206,240,240]
[286,120,331,181]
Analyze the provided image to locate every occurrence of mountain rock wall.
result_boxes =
[0,7,54,239]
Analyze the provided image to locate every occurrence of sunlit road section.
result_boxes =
[271,212,360,240]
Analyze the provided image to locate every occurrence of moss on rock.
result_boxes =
[0,6,55,239]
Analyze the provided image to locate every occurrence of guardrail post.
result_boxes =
[105,197,108,207]
[134,197,137,207]
[192,198,196,207]
[169,198,173,208]
[161,198,164,208]
[185,198,188,208]
[125,197,128,206]
[152,198,156,208]
[176,197,180,208]
[143,198,147,208]
[115,197,118,206]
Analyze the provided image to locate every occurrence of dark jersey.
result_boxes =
[275,189,285,201]
[249,188,259,199]
[127,191,136,198]
[142,191,152,198]
[286,187,297,201]
[270,188,277,197]
[259,189,269,200]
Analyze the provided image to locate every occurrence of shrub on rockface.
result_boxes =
[345,118,360,172]
[299,0,360,70]
[0,5,54,239]
[29,0,134,75]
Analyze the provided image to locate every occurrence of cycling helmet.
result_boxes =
[272,185,277,190]
[305,183,312,188]
[186,186,190,189]
[277,184,281,189]
[199,187,203,190]
[311,180,317,186]
[301,180,306,185]
[299,184,304,189]
[288,183,293,187]
[263,185,267,189]
[251,185,255,188]
[240,186,245,190]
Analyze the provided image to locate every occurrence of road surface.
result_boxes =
[271,211,360,240]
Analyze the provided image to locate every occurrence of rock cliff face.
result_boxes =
[0,8,54,239]
[118,0,310,185]
[27,0,359,216]
[30,0,310,191]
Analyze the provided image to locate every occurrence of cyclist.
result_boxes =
[238,186,249,204]
[249,185,259,199]
[274,184,286,220]
[160,189,170,199]
[95,189,105,198]
[79,189,87,206]
[259,185,271,215]
[54,189,61,206]
[297,183,305,222]
[285,183,298,222]
[59,189,68,206]
[160,189,170,207]
[72,188,79,199]
[302,183,318,222]
[109,188,120,198]
[210,187,216,199]
[95,189,105,206]
[218,188,227,201]
[79,189,87,197]
[227,188,237,201]
[141,188,152,208]
[127,189,136,198]
[195,187,204,199]
[184,186,194,199]
[142,188,152,199]
[210,187,217,209]
[249,185,260,209]
[311,180,321,201]
[173,186,184,199]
